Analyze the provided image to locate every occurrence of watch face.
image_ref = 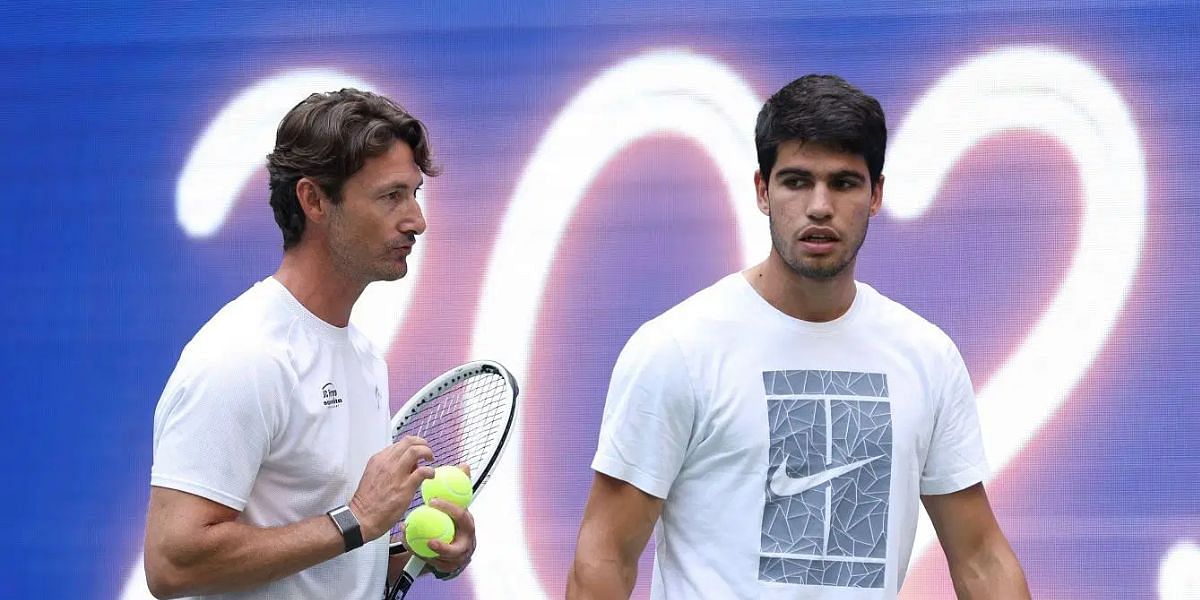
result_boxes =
[329,507,363,551]
[327,507,351,532]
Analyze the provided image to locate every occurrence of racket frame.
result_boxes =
[382,360,518,599]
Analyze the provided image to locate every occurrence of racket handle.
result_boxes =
[384,555,426,600]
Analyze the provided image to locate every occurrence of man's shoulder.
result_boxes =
[613,274,750,371]
[177,282,297,377]
[649,273,747,332]
[858,282,958,355]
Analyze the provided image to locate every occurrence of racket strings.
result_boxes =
[394,375,507,447]
[400,397,508,442]
[391,372,511,517]
[402,413,507,460]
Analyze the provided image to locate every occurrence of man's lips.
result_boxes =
[798,227,839,254]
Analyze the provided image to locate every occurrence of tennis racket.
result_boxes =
[383,360,519,600]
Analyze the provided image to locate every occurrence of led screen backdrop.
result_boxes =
[2,2,1198,598]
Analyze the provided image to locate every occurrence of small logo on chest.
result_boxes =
[321,382,343,408]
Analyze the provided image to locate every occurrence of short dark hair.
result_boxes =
[755,74,886,186]
[266,89,439,249]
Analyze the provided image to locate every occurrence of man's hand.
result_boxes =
[422,497,476,574]
[350,436,435,541]
[385,463,476,585]
[424,464,475,574]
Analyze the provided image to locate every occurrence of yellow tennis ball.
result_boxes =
[421,466,473,509]
[404,506,454,559]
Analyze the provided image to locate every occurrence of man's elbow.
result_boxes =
[144,544,205,599]
[144,557,189,599]
[566,560,611,599]
[949,545,1029,597]
[567,550,636,599]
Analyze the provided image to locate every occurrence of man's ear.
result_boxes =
[296,177,330,224]
[869,174,884,217]
[755,169,770,217]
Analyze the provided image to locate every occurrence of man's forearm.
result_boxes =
[567,556,638,600]
[147,513,346,598]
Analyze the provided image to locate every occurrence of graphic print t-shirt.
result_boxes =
[592,273,988,599]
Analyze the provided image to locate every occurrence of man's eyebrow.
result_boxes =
[372,179,423,194]
[773,167,814,178]
[774,168,866,181]
[830,170,866,181]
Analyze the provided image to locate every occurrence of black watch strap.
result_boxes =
[327,505,364,552]
[430,564,467,580]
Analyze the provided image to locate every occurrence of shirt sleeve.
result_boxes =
[150,346,289,511]
[591,322,696,500]
[920,342,990,495]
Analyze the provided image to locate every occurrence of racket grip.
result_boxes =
[384,555,425,600]
[403,554,425,581]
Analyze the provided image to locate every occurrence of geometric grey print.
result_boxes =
[763,369,888,397]
[759,370,892,588]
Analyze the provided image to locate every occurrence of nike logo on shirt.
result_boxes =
[769,455,885,497]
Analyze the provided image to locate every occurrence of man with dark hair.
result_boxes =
[144,89,474,599]
[568,75,1030,598]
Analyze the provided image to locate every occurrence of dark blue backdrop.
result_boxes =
[2,2,1197,598]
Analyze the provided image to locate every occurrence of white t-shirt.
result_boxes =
[152,277,392,600]
[592,273,988,599]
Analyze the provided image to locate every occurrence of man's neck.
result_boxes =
[744,252,857,323]
[273,243,365,328]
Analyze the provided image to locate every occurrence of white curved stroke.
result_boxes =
[887,46,1147,561]
[123,71,428,600]
[467,48,765,598]
[1159,540,1200,599]
[177,69,375,239]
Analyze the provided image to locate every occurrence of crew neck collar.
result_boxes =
[731,272,866,333]
[263,276,351,344]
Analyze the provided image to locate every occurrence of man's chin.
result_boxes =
[371,266,407,282]
[792,257,850,280]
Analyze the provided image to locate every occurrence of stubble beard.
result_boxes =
[769,212,868,281]
[327,208,404,286]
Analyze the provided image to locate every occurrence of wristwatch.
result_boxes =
[326,505,364,552]
[430,563,467,580]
